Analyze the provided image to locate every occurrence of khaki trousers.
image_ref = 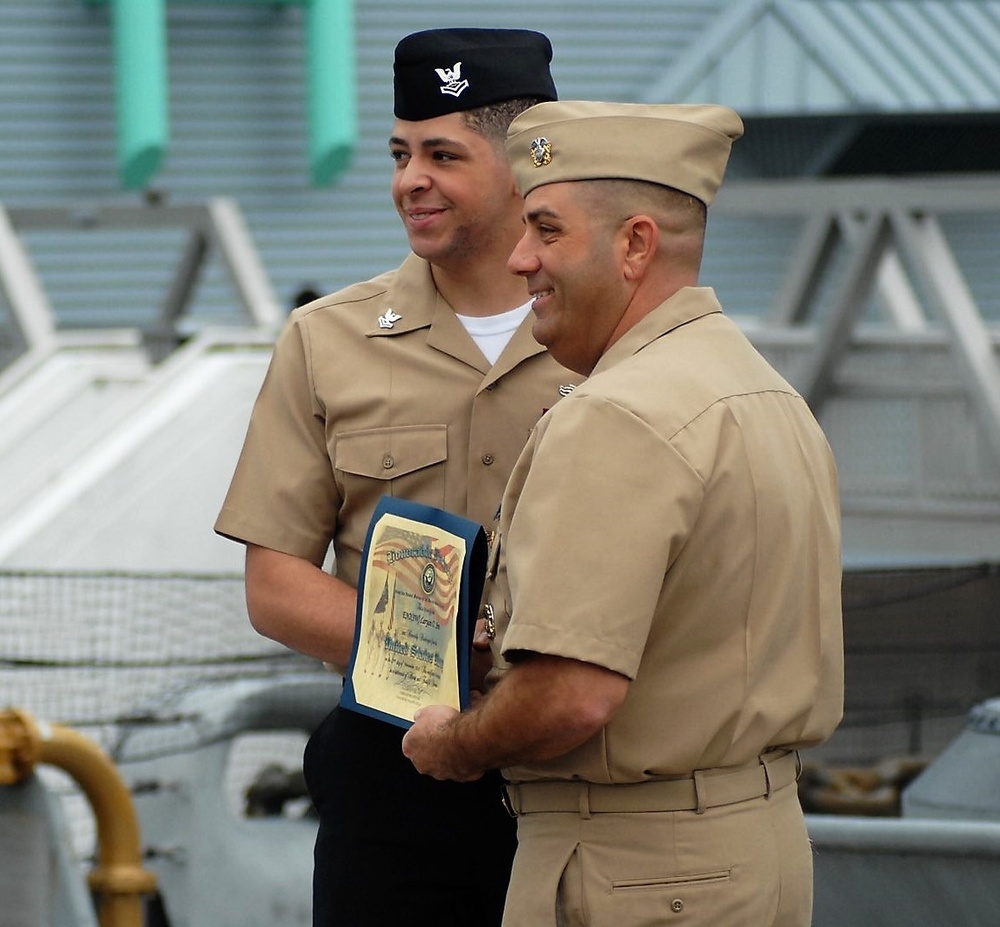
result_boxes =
[502,780,812,927]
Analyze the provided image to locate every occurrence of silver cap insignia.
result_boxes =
[435,62,470,99]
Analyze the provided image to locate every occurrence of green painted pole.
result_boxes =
[111,0,169,189]
[306,0,356,187]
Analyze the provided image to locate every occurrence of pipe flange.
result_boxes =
[87,863,159,896]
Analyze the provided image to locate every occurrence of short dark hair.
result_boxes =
[462,97,548,144]
[577,179,707,236]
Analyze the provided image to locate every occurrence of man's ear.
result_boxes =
[620,215,659,281]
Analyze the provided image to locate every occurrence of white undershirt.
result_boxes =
[456,300,533,365]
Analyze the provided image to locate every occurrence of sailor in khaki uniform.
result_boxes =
[215,29,581,927]
[215,252,573,587]
[403,101,844,927]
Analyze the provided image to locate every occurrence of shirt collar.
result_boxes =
[366,253,550,376]
[592,287,722,377]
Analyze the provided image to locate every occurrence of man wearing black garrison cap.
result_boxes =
[215,28,579,927]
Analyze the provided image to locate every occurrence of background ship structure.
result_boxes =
[2,2,1000,925]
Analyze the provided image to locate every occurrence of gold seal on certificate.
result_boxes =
[340,496,488,729]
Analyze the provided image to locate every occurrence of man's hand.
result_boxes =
[402,705,485,782]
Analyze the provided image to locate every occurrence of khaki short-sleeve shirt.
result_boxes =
[487,287,844,783]
[215,254,581,587]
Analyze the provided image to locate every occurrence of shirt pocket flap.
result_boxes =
[335,425,447,481]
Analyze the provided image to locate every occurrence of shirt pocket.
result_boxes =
[334,425,449,548]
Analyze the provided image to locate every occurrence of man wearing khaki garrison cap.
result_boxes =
[404,101,844,927]
[215,30,583,927]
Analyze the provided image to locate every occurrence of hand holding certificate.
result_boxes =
[340,496,488,729]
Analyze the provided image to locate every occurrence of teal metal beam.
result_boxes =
[111,0,169,190]
[306,0,356,186]
[83,0,356,189]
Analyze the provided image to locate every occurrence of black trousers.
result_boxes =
[303,703,518,927]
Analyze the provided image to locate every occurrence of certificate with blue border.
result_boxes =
[340,496,488,729]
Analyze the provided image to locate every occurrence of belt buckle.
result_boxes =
[500,784,517,818]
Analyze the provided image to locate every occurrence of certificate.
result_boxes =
[340,496,488,729]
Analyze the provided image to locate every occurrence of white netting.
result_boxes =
[0,569,323,860]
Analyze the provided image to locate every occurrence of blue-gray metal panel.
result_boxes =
[823,2,947,107]
[701,214,802,316]
[6,1,998,335]
[940,213,1000,322]
[646,0,1000,115]
[809,816,1000,927]
[0,776,101,927]
[0,0,727,332]
[786,1,1000,111]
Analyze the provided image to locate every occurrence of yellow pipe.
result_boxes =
[0,708,157,927]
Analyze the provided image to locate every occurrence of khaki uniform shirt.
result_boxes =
[215,253,580,586]
[487,287,844,784]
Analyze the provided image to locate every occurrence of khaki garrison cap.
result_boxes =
[506,101,744,205]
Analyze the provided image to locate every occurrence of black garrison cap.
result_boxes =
[393,28,557,121]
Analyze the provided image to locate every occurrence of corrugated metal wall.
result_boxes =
[654,0,1000,114]
[0,0,725,331]
[2,1,997,335]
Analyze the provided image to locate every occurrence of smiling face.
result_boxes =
[507,181,633,375]
[389,112,521,272]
